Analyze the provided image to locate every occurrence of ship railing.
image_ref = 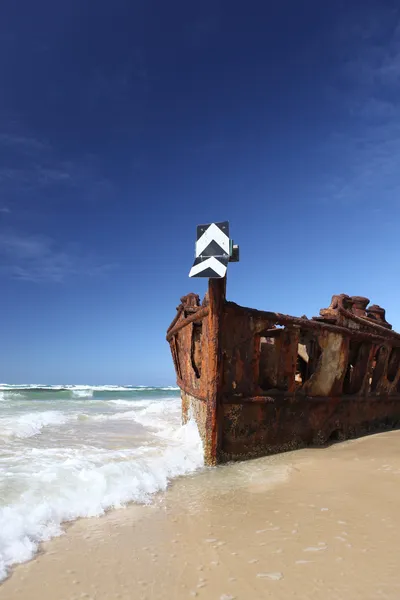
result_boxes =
[221,302,400,400]
[166,306,209,342]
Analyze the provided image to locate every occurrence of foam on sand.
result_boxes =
[0,411,69,439]
[4,430,400,600]
[0,393,203,582]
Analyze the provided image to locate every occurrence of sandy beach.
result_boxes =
[2,430,400,600]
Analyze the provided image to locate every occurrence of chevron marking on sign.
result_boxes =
[189,221,230,278]
[195,222,230,258]
[189,256,228,278]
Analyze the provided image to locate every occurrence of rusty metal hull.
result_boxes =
[167,288,400,465]
[221,395,400,461]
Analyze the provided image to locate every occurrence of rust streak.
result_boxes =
[166,306,209,341]
[176,377,208,402]
[204,277,225,465]
[167,288,400,465]
[339,308,400,339]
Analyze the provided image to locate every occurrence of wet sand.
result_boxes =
[2,430,400,599]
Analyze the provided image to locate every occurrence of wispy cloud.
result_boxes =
[0,164,70,184]
[0,122,113,205]
[323,9,400,206]
[0,124,115,280]
[0,161,113,204]
[0,133,49,152]
[0,232,117,283]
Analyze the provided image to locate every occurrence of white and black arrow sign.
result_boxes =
[189,221,230,278]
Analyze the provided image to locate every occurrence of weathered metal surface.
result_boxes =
[317,294,395,336]
[367,305,392,329]
[351,296,370,318]
[167,289,400,465]
[166,306,209,341]
[221,395,400,462]
[302,331,349,397]
[228,301,400,346]
[202,278,225,465]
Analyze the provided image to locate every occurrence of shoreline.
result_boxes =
[2,431,400,599]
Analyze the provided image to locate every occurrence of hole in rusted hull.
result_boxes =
[387,347,400,382]
[343,342,373,395]
[295,354,308,386]
[294,334,322,389]
[343,342,360,394]
[371,346,388,392]
[328,429,341,442]
[191,323,202,379]
[259,336,278,389]
[258,329,322,392]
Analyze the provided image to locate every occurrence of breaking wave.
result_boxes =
[0,388,203,582]
[1,411,69,439]
[0,385,180,402]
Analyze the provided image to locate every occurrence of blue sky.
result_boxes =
[1,0,400,384]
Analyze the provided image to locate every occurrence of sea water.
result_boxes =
[0,384,204,581]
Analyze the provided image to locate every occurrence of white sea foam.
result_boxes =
[0,384,179,392]
[0,393,203,581]
[67,385,139,392]
[108,399,155,407]
[0,411,69,439]
[90,400,178,427]
[86,401,182,437]
[71,388,94,398]
[0,391,24,402]
[159,386,179,391]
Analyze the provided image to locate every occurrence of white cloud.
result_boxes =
[0,232,116,283]
[322,9,400,205]
[0,124,112,203]
[0,133,49,152]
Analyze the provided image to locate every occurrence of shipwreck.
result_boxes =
[167,221,400,466]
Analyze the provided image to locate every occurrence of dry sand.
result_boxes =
[2,430,400,599]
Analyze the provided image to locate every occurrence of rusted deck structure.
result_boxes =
[167,282,400,465]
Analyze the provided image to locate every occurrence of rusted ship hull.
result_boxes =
[167,281,400,465]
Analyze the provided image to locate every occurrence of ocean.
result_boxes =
[0,384,203,581]
[3,386,400,599]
